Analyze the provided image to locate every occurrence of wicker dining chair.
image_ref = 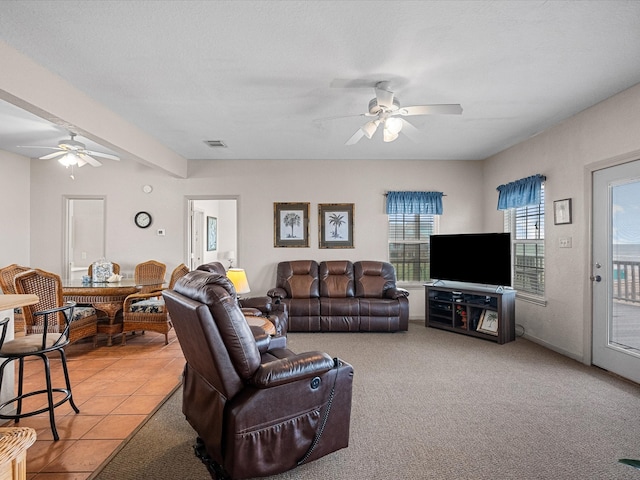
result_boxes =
[0,264,31,336]
[121,263,188,345]
[13,269,99,347]
[134,260,166,294]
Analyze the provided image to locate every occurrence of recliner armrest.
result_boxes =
[239,295,272,314]
[267,287,287,299]
[250,351,334,388]
[385,287,410,299]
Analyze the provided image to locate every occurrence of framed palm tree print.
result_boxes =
[274,202,309,247]
[319,203,354,248]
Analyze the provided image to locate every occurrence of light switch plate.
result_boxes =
[559,237,572,248]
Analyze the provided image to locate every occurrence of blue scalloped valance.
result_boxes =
[385,191,443,215]
[496,174,546,210]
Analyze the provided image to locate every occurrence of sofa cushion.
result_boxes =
[354,261,397,298]
[319,261,354,298]
[277,260,319,299]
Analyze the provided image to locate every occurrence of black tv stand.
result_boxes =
[424,283,516,344]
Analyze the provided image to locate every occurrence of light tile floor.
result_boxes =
[1,328,184,480]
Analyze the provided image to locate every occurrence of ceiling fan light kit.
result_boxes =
[332,79,463,145]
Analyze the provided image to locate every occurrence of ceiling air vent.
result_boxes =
[204,140,227,148]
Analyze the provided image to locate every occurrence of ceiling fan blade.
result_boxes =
[39,151,66,160]
[84,150,120,161]
[398,104,463,116]
[375,83,395,109]
[78,153,102,167]
[313,113,370,124]
[399,118,421,142]
[330,76,409,90]
[76,157,88,167]
[330,78,380,89]
[345,129,366,146]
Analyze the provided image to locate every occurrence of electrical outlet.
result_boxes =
[559,237,572,248]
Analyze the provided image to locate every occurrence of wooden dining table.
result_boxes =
[62,279,141,346]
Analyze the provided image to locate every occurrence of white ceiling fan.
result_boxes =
[19,133,120,167]
[329,80,463,145]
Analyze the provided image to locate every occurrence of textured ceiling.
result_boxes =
[1,0,640,164]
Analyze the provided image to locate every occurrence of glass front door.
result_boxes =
[592,160,640,384]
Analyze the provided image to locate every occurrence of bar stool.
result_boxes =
[0,302,80,441]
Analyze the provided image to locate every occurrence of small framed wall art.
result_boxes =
[554,198,572,225]
[319,203,354,248]
[274,202,310,247]
[207,216,217,251]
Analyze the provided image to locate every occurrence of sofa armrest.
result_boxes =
[250,351,334,388]
[239,295,272,314]
[267,287,287,300]
[384,287,410,299]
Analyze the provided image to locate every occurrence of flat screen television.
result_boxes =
[429,233,511,287]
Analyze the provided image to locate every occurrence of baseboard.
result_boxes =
[522,332,584,363]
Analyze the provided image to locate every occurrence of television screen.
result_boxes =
[429,233,511,287]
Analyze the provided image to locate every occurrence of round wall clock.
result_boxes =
[134,211,152,228]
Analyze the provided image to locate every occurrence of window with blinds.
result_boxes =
[504,184,545,296]
[388,214,438,283]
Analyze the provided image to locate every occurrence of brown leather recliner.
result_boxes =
[163,270,354,479]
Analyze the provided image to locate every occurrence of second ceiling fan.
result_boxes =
[20,133,120,167]
[334,80,462,145]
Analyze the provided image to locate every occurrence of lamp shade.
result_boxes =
[227,268,251,295]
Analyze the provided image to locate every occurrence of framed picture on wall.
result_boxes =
[207,216,217,251]
[554,198,572,225]
[274,202,310,247]
[319,203,354,248]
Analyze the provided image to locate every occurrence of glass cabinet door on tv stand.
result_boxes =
[424,283,516,344]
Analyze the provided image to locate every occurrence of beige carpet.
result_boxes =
[93,321,640,480]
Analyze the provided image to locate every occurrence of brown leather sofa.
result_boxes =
[268,260,409,332]
[163,270,354,479]
[196,261,288,336]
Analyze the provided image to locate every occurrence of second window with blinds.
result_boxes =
[388,213,438,284]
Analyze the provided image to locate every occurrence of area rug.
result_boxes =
[93,322,640,480]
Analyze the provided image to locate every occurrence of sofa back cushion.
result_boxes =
[277,260,319,299]
[354,261,397,298]
[319,261,354,298]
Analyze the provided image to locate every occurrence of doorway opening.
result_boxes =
[186,196,238,271]
[63,196,106,280]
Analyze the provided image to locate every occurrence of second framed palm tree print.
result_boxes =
[319,203,354,248]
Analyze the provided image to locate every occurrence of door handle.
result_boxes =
[590,275,602,282]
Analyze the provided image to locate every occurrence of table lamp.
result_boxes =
[226,268,250,298]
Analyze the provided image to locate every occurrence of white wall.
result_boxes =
[483,81,640,362]
[0,150,30,268]
[21,157,484,319]
[7,81,640,360]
